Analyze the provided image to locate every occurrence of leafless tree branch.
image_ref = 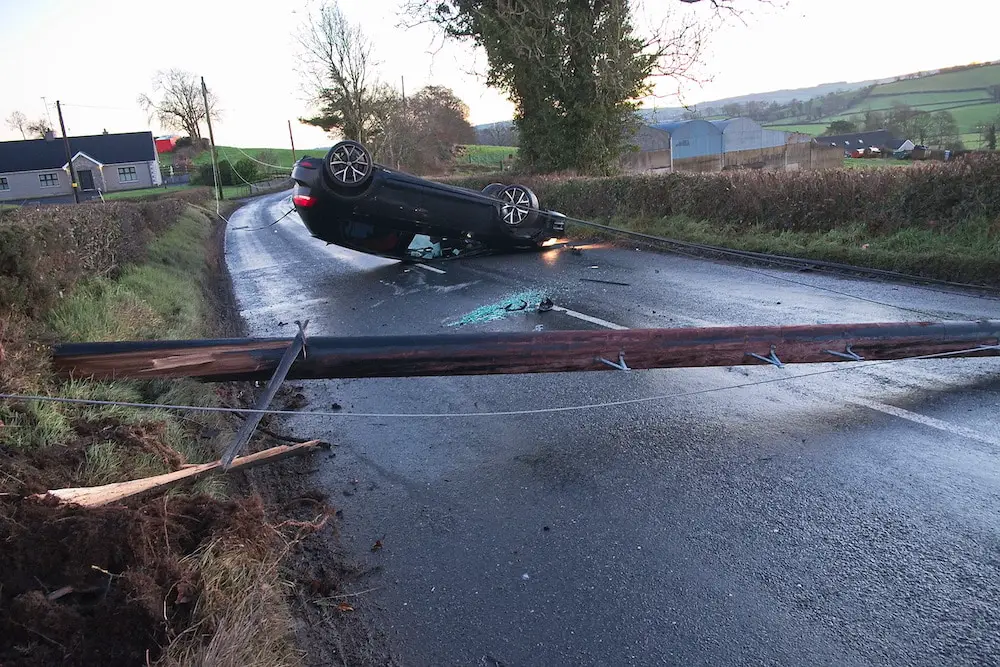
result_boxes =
[137,69,220,141]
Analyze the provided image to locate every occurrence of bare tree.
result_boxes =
[297,1,388,144]
[138,69,220,141]
[26,118,54,139]
[5,111,29,139]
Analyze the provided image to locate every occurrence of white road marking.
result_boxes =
[239,297,327,317]
[414,263,446,275]
[551,306,629,330]
[844,396,1000,448]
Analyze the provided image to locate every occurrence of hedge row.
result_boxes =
[444,153,1000,233]
[0,199,185,317]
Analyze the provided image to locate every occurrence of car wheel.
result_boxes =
[482,182,505,198]
[325,140,373,189]
[498,184,539,227]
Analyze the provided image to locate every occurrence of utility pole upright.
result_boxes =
[56,100,80,204]
[201,76,223,201]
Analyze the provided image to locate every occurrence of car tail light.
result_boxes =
[293,193,318,207]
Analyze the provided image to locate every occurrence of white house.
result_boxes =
[0,131,161,202]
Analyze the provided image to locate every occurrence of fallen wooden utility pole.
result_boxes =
[50,320,1000,382]
[30,440,327,507]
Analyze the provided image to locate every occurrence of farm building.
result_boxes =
[0,131,161,202]
[816,130,906,155]
[154,135,180,154]
[649,120,723,172]
[622,118,843,173]
[623,125,673,171]
[710,117,788,152]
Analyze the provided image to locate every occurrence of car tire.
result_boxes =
[482,182,505,198]
[497,184,539,227]
[325,140,374,191]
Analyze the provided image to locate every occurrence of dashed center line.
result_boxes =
[551,306,629,330]
[844,396,1000,448]
[414,263,447,275]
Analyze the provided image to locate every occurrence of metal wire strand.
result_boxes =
[1,345,996,420]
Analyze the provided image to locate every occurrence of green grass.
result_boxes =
[212,146,322,169]
[83,440,168,486]
[101,185,192,200]
[459,144,518,167]
[101,183,271,201]
[875,63,1000,95]
[0,207,220,463]
[158,145,328,171]
[762,123,829,135]
[775,64,1000,138]
[48,209,209,342]
[840,158,913,168]
[948,103,1000,130]
[569,214,1000,285]
[836,91,991,114]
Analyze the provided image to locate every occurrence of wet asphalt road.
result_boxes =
[226,192,1000,667]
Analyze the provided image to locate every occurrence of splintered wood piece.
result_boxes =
[30,440,325,507]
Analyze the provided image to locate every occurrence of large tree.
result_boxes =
[370,85,477,174]
[138,69,219,142]
[823,120,857,135]
[405,0,752,174]
[297,1,393,144]
[927,110,962,150]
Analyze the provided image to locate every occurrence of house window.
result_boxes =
[39,173,59,187]
[118,166,138,183]
[0,177,8,191]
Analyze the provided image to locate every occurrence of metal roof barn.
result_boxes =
[650,120,722,160]
[710,118,789,152]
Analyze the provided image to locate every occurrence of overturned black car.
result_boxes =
[290,140,566,260]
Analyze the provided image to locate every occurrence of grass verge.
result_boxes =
[101,183,263,201]
[0,201,315,666]
[568,214,1000,285]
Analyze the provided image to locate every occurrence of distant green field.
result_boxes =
[948,103,1000,129]
[460,145,518,167]
[875,63,1000,95]
[766,63,1000,140]
[158,145,329,171]
[762,123,829,135]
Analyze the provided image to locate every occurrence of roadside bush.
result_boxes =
[0,199,184,317]
[175,136,209,151]
[233,158,261,184]
[442,153,1000,233]
[192,161,236,187]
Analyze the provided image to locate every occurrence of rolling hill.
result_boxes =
[764,62,1000,145]
[475,61,1000,148]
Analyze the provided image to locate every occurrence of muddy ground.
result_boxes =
[0,202,394,666]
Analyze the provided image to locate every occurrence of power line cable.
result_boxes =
[1,345,996,420]
[559,213,1000,297]
[544,212,999,318]
[228,145,292,171]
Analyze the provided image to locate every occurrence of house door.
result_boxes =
[78,169,95,191]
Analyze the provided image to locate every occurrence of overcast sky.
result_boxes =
[1,0,997,148]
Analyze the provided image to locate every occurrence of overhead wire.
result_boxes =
[228,145,293,172]
[558,213,1000,297]
[548,213,997,319]
[1,345,997,420]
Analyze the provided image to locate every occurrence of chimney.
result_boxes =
[44,130,56,141]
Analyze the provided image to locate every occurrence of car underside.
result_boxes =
[290,140,565,261]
